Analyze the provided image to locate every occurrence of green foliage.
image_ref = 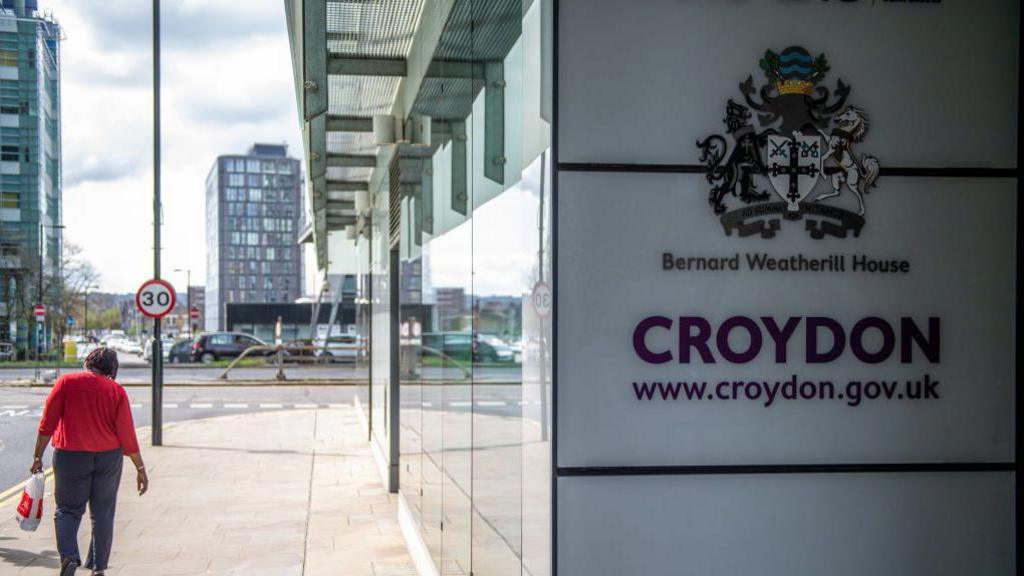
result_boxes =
[810,54,831,82]
[759,50,781,81]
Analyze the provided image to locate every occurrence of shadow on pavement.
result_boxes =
[0,543,60,570]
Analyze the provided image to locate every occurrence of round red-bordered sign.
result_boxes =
[135,279,177,319]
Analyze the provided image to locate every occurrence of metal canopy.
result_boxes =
[286,0,521,266]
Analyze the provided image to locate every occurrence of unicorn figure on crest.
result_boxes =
[815,106,880,215]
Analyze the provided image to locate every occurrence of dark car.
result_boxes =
[421,332,516,363]
[167,339,193,364]
[190,332,268,363]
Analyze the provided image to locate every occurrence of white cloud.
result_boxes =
[45,0,304,294]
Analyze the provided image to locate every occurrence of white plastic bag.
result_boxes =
[14,473,45,531]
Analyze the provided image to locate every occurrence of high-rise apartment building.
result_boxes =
[0,0,60,353]
[205,144,303,331]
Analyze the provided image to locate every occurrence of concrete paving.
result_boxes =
[0,405,414,575]
[0,386,360,493]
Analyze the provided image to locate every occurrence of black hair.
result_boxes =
[84,347,119,379]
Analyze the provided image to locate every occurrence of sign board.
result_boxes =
[189,307,200,319]
[557,173,1015,466]
[33,304,45,322]
[532,281,552,318]
[554,0,1018,574]
[66,315,73,327]
[135,279,176,319]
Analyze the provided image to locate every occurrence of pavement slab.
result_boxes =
[0,406,414,575]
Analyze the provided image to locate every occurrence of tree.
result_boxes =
[60,241,101,339]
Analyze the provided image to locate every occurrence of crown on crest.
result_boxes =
[760,46,830,96]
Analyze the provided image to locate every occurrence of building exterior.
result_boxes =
[162,286,203,340]
[204,144,303,332]
[0,0,60,355]
[286,1,1019,575]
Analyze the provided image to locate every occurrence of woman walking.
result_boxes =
[30,347,149,576]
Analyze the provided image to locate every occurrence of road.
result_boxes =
[0,352,521,384]
[0,385,357,494]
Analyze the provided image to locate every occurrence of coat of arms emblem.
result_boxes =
[697,46,880,239]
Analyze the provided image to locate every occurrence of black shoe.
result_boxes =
[59,557,79,576]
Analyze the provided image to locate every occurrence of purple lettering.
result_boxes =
[633,316,673,364]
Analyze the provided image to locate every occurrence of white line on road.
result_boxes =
[163,403,179,409]
[0,405,28,410]
[130,404,142,409]
[422,402,433,407]
[476,401,507,407]
[449,401,472,407]
[259,403,284,409]
[327,404,347,409]
[294,403,318,409]
[189,403,213,409]
[223,404,248,409]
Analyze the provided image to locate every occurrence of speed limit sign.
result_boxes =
[135,279,177,318]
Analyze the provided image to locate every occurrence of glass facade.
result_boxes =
[341,2,554,574]
[289,0,553,573]
[0,6,61,354]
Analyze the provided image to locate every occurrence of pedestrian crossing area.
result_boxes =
[0,402,353,418]
[0,399,534,418]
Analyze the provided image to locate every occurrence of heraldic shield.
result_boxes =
[766,134,822,214]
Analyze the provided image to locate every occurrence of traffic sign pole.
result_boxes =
[152,0,163,447]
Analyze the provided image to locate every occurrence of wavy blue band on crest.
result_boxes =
[779,52,813,63]
[779,64,812,76]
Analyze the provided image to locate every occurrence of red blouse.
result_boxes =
[38,371,140,455]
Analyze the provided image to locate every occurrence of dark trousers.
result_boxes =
[53,448,123,571]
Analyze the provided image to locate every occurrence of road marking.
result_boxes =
[294,403,318,409]
[259,403,284,409]
[0,405,28,410]
[163,403,179,409]
[223,403,248,409]
[0,409,30,417]
[189,403,213,409]
[130,403,143,409]
[476,401,507,407]
[449,401,472,407]
[327,403,347,409]
[422,402,434,407]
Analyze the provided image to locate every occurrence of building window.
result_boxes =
[247,159,260,173]
[1,145,19,162]
[0,50,17,67]
[228,173,244,186]
[1,191,18,208]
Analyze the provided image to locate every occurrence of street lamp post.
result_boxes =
[174,268,191,338]
[83,284,98,342]
[37,223,65,383]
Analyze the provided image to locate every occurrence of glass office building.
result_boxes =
[0,0,60,354]
[288,1,1018,574]
[205,143,304,331]
[287,1,551,573]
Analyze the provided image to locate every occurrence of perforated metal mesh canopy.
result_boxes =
[326,0,423,59]
[286,0,521,268]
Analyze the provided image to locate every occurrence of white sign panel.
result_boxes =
[558,474,1014,575]
[557,172,1015,467]
[558,0,1018,167]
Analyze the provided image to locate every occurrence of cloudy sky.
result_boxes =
[45,0,304,294]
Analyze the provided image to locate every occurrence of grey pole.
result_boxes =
[151,0,163,446]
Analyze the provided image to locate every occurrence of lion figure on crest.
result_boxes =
[815,106,880,215]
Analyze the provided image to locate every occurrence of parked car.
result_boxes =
[143,337,175,363]
[122,340,143,355]
[167,339,194,364]
[421,332,516,363]
[314,335,365,362]
[191,332,268,364]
